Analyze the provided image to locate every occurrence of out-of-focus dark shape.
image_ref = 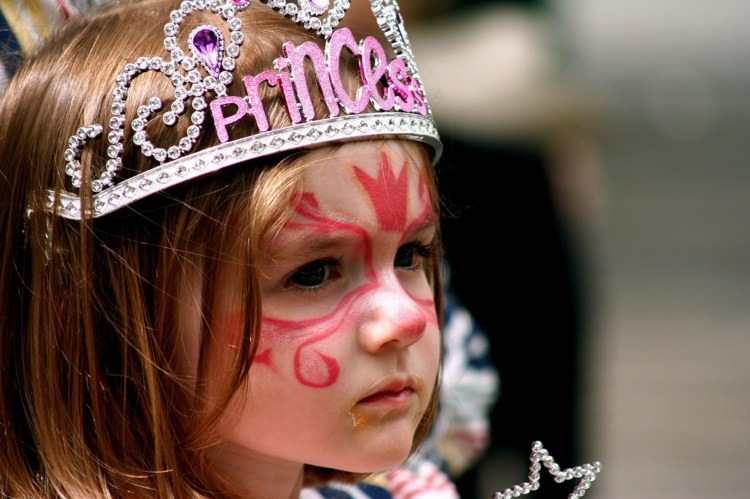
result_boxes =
[400,1,604,497]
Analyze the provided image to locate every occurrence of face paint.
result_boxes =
[207,142,441,482]
[258,149,436,388]
[353,151,411,231]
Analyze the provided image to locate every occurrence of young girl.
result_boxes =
[0,0,449,497]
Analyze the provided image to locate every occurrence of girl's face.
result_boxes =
[209,141,440,480]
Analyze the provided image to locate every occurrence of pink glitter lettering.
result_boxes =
[328,28,369,114]
[242,70,279,133]
[387,58,414,113]
[361,36,394,111]
[211,96,248,143]
[207,27,428,142]
[282,40,339,121]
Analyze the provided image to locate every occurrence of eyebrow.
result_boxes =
[265,217,439,262]
[264,231,356,263]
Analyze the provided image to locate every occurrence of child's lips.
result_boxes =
[356,375,419,407]
[357,386,416,405]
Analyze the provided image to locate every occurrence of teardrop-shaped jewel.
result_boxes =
[188,26,224,77]
[300,0,329,15]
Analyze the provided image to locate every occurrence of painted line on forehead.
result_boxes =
[403,209,439,242]
[282,190,378,281]
[291,192,369,233]
[352,151,409,233]
[286,192,372,246]
[281,220,370,264]
[417,170,437,221]
[399,169,436,237]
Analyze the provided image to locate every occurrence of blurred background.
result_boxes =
[2,0,748,497]
[556,2,750,498]
[405,0,750,497]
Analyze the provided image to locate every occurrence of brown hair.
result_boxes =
[0,0,443,496]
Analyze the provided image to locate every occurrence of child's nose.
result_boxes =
[357,287,428,353]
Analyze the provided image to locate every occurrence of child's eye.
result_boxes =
[285,259,340,290]
[394,243,432,270]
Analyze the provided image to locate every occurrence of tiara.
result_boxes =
[49,0,441,220]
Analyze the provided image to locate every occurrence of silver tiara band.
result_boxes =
[50,112,440,219]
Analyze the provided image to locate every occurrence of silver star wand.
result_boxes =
[493,441,601,499]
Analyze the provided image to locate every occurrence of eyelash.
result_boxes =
[283,257,341,294]
[395,242,434,271]
[283,241,434,294]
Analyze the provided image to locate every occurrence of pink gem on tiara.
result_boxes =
[189,26,224,77]
[268,0,348,37]
[300,0,329,15]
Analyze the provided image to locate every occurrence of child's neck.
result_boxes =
[208,445,304,498]
[240,467,303,499]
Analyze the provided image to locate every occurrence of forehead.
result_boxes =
[299,141,431,216]
[255,140,434,254]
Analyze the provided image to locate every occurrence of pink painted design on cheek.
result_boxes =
[414,295,439,327]
[294,344,340,388]
[353,151,409,232]
[263,276,386,387]
[254,347,273,367]
[262,300,354,388]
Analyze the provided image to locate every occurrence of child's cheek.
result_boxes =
[294,341,340,388]
[256,313,350,388]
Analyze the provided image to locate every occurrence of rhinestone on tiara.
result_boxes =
[51,0,442,219]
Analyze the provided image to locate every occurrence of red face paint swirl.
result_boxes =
[258,148,437,389]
